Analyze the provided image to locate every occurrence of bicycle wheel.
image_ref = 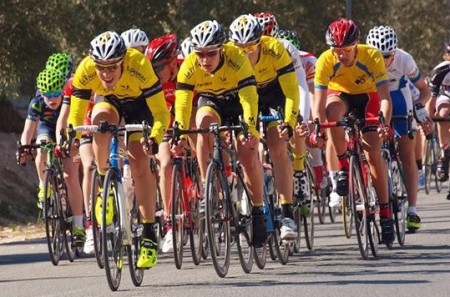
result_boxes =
[234,167,254,274]
[293,204,301,253]
[102,168,123,291]
[171,163,186,269]
[271,194,289,265]
[393,163,407,246]
[317,188,327,224]
[205,162,231,278]
[303,162,316,250]
[431,139,443,193]
[90,168,104,269]
[341,194,353,239]
[368,212,380,257]
[349,156,369,260]
[423,138,432,195]
[128,196,144,287]
[44,168,63,266]
[189,161,203,265]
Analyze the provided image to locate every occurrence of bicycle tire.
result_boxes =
[349,156,369,260]
[423,139,432,195]
[394,162,407,246]
[271,193,289,265]
[432,139,443,193]
[128,196,144,287]
[317,188,327,224]
[341,194,353,239]
[234,167,254,274]
[303,162,316,250]
[44,168,63,266]
[90,169,104,269]
[189,160,203,266]
[171,163,185,269]
[293,205,301,254]
[102,168,123,291]
[205,162,231,278]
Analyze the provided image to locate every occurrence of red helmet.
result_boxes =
[253,12,279,37]
[145,34,178,63]
[325,18,360,48]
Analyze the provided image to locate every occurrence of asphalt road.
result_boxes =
[1,187,449,297]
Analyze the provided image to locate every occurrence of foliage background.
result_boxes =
[1,0,449,100]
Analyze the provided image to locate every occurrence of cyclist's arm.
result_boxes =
[174,86,194,139]
[143,85,170,144]
[67,90,91,139]
[56,103,70,145]
[20,119,38,145]
[278,69,299,128]
[377,82,392,124]
[237,78,259,138]
[414,77,431,107]
[313,87,328,123]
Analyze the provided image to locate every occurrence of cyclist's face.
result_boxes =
[94,60,123,90]
[194,46,222,73]
[332,44,357,67]
[153,58,178,84]
[41,92,62,110]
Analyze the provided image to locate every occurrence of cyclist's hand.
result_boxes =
[377,125,393,141]
[238,132,258,149]
[170,138,188,155]
[419,118,433,136]
[16,147,27,166]
[141,137,159,156]
[308,131,326,148]
[295,122,310,138]
[277,123,293,140]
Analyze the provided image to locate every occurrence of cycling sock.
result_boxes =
[39,180,44,187]
[142,223,157,242]
[337,153,349,170]
[416,159,422,170]
[292,152,305,171]
[73,215,84,228]
[330,170,337,190]
[407,206,417,214]
[281,203,293,219]
[379,203,391,218]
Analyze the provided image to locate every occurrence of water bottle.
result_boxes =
[123,158,134,212]
[226,166,238,203]
[263,163,274,195]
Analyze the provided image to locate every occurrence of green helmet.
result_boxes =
[278,29,301,51]
[36,69,65,93]
[46,52,73,81]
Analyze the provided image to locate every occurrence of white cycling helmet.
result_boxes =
[190,20,226,49]
[366,26,398,54]
[179,37,193,58]
[121,28,149,48]
[229,14,262,44]
[89,31,127,62]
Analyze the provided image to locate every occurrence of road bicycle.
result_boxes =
[423,126,442,194]
[201,118,255,277]
[68,121,148,291]
[170,123,205,269]
[17,140,77,265]
[314,112,381,259]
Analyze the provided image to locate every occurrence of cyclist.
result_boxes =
[429,42,450,189]
[67,31,169,268]
[179,37,193,59]
[173,20,267,247]
[121,28,149,53]
[366,25,431,231]
[18,69,64,208]
[278,29,329,192]
[254,12,311,209]
[229,14,299,240]
[312,18,395,244]
[145,33,198,253]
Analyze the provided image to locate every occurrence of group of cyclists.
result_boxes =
[16,11,450,274]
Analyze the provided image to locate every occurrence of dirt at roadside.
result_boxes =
[0,223,45,244]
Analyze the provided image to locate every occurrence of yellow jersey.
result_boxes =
[232,35,299,128]
[175,43,259,137]
[314,44,388,94]
[68,48,169,143]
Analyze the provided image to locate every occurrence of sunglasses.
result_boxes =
[42,90,62,98]
[194,48,220,58]
[383,53,393,59]
[237,42,260,54]
[94,61,122,73]
[332,45,356,55]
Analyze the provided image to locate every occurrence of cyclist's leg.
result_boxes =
[436,96,450,181]
[35,122,54,206]
[325,92,347,198]
[80,138,94,218]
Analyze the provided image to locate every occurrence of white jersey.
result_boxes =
[429,60,450,98]
[279,38,310,121]
[299,50,317,85]
[386,48,421,93]
[408,81,420,102]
